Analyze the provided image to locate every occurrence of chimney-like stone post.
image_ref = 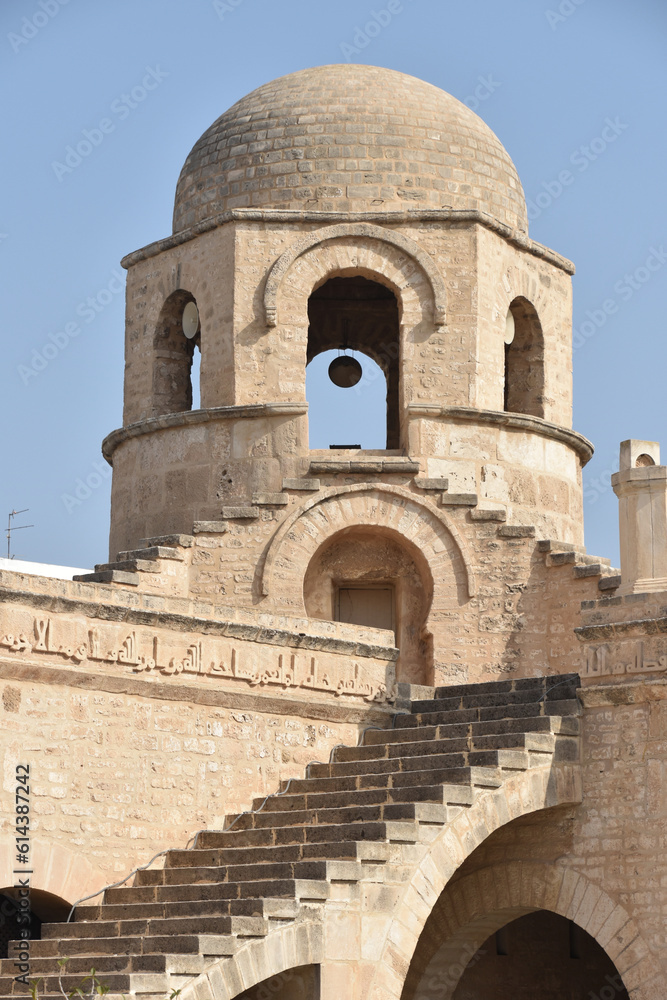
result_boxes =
[612,439,667,595]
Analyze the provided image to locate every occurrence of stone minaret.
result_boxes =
[97,65,593,686]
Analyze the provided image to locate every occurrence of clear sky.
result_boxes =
[1,0,666,569]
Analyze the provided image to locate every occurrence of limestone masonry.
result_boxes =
[1,65,665,999]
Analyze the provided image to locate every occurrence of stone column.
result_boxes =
[612,439,667,595]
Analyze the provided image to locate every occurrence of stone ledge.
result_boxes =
[221,506,259,520]
[282,478,320,491]
[140,534,194,548]
[72,570,139,587]
[470,508,507,522]
[414,477,449,491]
[252,493,289,506]
[439,493,478,507]
[0,587,398,660]
[598,575,622,591]
[102,404,309,461]
[193,521,228,534]
[497,525,536,539]
[309,458,420,475]
[120,208,576,275]
[407,405,594,465]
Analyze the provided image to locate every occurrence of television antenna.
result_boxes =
[6,509,34,559]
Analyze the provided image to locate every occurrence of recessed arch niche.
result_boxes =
[303,524,434,684]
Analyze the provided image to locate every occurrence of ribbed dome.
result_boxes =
[173,65,527,234]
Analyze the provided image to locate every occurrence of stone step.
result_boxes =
[139,534,193,548]
[361,715,571,746]
[116,545,184,562]
[104,878,330,907]
[72,569,139,586]
[0,973,139,995]
[164,840,368,870]
[281,766,484,797]
[222,800,429,832]
[307,749,506,779]
[41,912,266,941]
[94,559,157,574]
[248,782,451,815]
[0,953,165,976]
[196,820,391,850]
[331,731,552,764]
[410,683,577,714]
[73,898,275,923]
[431,674,579,701]
[135,859,329,886]
[599,574,622,591]
[398,698,581,729]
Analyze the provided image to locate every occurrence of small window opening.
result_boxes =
[306,276,400,449]
[504,296,545,418]
[152,290,201,417]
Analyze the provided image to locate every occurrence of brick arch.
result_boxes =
[260,484,477,619]
[368,766,584,999]
[401,861,663,1000]
[178,918,323,1000]
[493,267,552,333]
[264,223,447,329]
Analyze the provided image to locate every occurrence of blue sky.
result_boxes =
[1,0,666,568]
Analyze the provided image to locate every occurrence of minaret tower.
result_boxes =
[96,65,592,686]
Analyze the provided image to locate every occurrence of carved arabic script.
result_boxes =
[0,617,395,704]
[583,641,667,680]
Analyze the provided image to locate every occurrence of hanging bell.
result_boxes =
[328,355,362,388]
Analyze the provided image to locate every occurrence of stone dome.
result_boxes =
[173,65,527,234]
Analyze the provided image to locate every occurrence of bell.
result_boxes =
[328,355,362,388]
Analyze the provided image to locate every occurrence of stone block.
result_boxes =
[221,506,260,519]
[414,477,449,491]
[439,493,478,507]
[251,492,289,505]
[193,521,228,533]
[282,478,321,490]
[497,525,536,539]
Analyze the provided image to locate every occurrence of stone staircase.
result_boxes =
[0,674,581,998]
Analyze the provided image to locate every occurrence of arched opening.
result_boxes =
[303,524,434,684]
[236,964,319,998]
[0,888,70,959]
[504,296,545,417]
[451,911,629,999]
[152,289,201,417]
[306,276,400,449]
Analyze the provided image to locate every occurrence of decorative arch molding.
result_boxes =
[0,839,106,907]
[492,266,552,333]
[403,862,663,1000]
[263,223,447,328]
[369,765,587,999]
[260,483,477,609]
[179,917,323,1000]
